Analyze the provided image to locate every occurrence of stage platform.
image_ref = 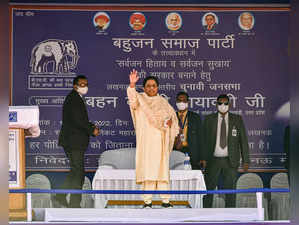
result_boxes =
[11,208,267,222]
[9,208,290,225]
[44,208,263,222]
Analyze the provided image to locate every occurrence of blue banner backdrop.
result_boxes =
[11,8,289,171]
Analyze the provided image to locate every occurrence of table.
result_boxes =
[92,169,206,208]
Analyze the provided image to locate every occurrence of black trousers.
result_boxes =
[203,157,238,208]
[57,147,85,207]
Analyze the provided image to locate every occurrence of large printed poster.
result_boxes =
[11,7,289,171]
[9,129,21,188]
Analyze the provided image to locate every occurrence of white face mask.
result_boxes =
[77,86,88,95]
[217,104,229,114]
[176,102,188,111]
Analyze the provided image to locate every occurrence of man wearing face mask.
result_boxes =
[202,94,249,208]
[55,75,100,208]
[174,91,206,170]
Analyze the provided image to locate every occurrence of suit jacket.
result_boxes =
[203,23,218,31]
[202,112,249,168]
[176,110,203,169]
[58,89,95,150]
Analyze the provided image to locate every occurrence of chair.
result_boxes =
[236,173,269,220]
[169,150,186,170]
[212,187,225,208]
[269,172,290,220]
[98,148,185,170]
[64,176,95,208]
[81,176,94,208]
[98,148,135,169]
[26,174,52,208]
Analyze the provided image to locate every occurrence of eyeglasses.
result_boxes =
[217,102,229,105]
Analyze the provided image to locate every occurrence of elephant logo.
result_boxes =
[30,39,79,74]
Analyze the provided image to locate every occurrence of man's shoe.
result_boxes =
[142,203,152,209]
[52,195,68,208]
[161,202,173,208]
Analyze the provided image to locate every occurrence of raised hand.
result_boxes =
[129,69,139,88]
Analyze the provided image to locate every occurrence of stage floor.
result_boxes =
[9,208,290,225]
[44,208,263,222]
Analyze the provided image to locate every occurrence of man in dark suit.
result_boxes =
[174,91,206,170]
[54,75,100,208]
[202,94,249,208]
[203,13,218,31]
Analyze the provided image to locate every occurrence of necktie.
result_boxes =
[178,113,183,134]
[220,115,227,149]
[179,113,184,124]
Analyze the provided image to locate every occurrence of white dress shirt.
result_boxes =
[214,112,229,157]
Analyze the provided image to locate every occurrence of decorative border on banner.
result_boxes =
[9,5,290,11]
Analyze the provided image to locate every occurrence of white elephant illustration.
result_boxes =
[30,39,79,74]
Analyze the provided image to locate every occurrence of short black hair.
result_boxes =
[143,76,159,87]
[217,94,230,102]
[206,13,215,19]
[176,91,189,101]
[73,75,87,85]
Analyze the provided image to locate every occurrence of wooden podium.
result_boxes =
[9,128,27,220]
[9,106,40,221]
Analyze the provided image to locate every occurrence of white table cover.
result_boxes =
[9,105,40,137]
[92,169,206,208]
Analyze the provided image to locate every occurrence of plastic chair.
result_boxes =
[64,176,94,208]
[26,174,52,208]
[98,148,136,169]
[212,187,225,208]
[81,176,94,208]
[269,172,290,220]
[98,148,185,170]
[236,173,268,220]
